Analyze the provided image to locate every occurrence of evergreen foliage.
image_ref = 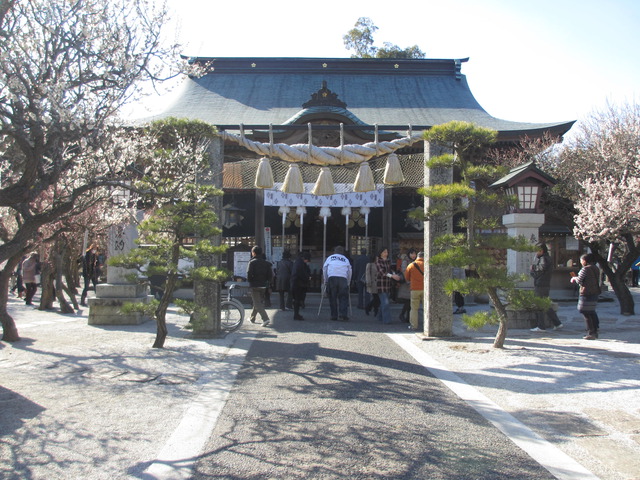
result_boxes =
[421,121,541,348]
[109,119,227,348]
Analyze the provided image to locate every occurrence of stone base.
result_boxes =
[506,304,558,330]
[88,283,151,325]
[95,283,148,299]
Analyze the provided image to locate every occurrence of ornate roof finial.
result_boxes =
[302,81,347,109]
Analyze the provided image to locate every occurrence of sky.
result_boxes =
[135,0,640,137]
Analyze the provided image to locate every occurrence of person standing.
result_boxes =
[322,246,352,322]
[275,250,293,311]
[404,251,425,331]
[631,255,640,287]
[571,253,601,340]
[290,251,311,320]
[364,255,379,316]
[246,246,273,327]
[352,248,370,309]
[452,267,466,314]
[396,249,416,322]
[12,255,26,299]
[81,244,101,306]
[529,243,563,332]
[21,252,39,306]
[375,247,401,324]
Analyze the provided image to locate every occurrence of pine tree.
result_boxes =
[109,119,228,348]
[420,121,546,348]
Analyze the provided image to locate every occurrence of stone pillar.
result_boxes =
[502,213,544,288]
[423,141,454,337]
[192,135,223,337]
[88,213,150,325]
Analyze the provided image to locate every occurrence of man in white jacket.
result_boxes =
[322,246,352,321]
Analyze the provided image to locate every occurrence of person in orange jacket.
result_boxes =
[403,251,425,331]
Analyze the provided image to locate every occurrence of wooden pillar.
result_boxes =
[423,140,454,337]
[383,189,393,250]
[193,135,223,337]
[255,189,265,249]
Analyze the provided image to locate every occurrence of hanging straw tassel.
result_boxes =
[383,153,404,185]
[354,161,376,192]
[254,157,274,189]
[281,163,304,194]
[311,166,335,196]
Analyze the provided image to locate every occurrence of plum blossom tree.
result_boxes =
[0,0,205,342]
[556,103,640,315]
[572,175,640,314]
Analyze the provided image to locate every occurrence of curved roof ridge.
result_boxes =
[144,56,575,139]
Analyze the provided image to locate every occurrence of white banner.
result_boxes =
[264,184,384,208]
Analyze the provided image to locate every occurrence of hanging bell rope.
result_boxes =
[254,157,274,188]
[312,166,336,196]
[354,162,376,192]
[221,130,423,166]
[383,153,405,185]
[281,163,304,194]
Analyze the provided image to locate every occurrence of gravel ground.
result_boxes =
[1,285,639,480]
[410,288,640,480]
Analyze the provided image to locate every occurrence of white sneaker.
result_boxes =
[530,327,545,332]
[553,323,564,330]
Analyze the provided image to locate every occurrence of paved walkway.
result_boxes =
[1,286,639,479]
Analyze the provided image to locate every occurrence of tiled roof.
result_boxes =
[145,57,574,139]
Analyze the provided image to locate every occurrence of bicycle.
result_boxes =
[220,283,246,333]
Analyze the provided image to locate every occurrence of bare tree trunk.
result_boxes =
[152,243,181,348]
[152,274,177,348]
[38,263,55,310]
[488,288,508,349]
[0,257,21,342]
[609,272,635,315]
[54,250,74,314]
[592,244,637,316]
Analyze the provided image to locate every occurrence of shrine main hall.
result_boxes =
[147,56,574,272]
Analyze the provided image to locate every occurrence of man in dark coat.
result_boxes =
[275,250,293,311]
[290,251,311,320]
[352,248,370,309]
[246,246,273,326]
[530,243,563,332]
[81,244,101,306]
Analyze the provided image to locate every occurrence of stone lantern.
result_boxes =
[490,161,557,286]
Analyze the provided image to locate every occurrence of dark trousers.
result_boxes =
[583,312,599,336]
[366,294,380,314]
[81,275,98,304]
[279,289,292,310]
[292,287,307,316]
[327,276,349,319]
[454,291,464,308]
[25,282,37,305]
[356,280,369,309]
